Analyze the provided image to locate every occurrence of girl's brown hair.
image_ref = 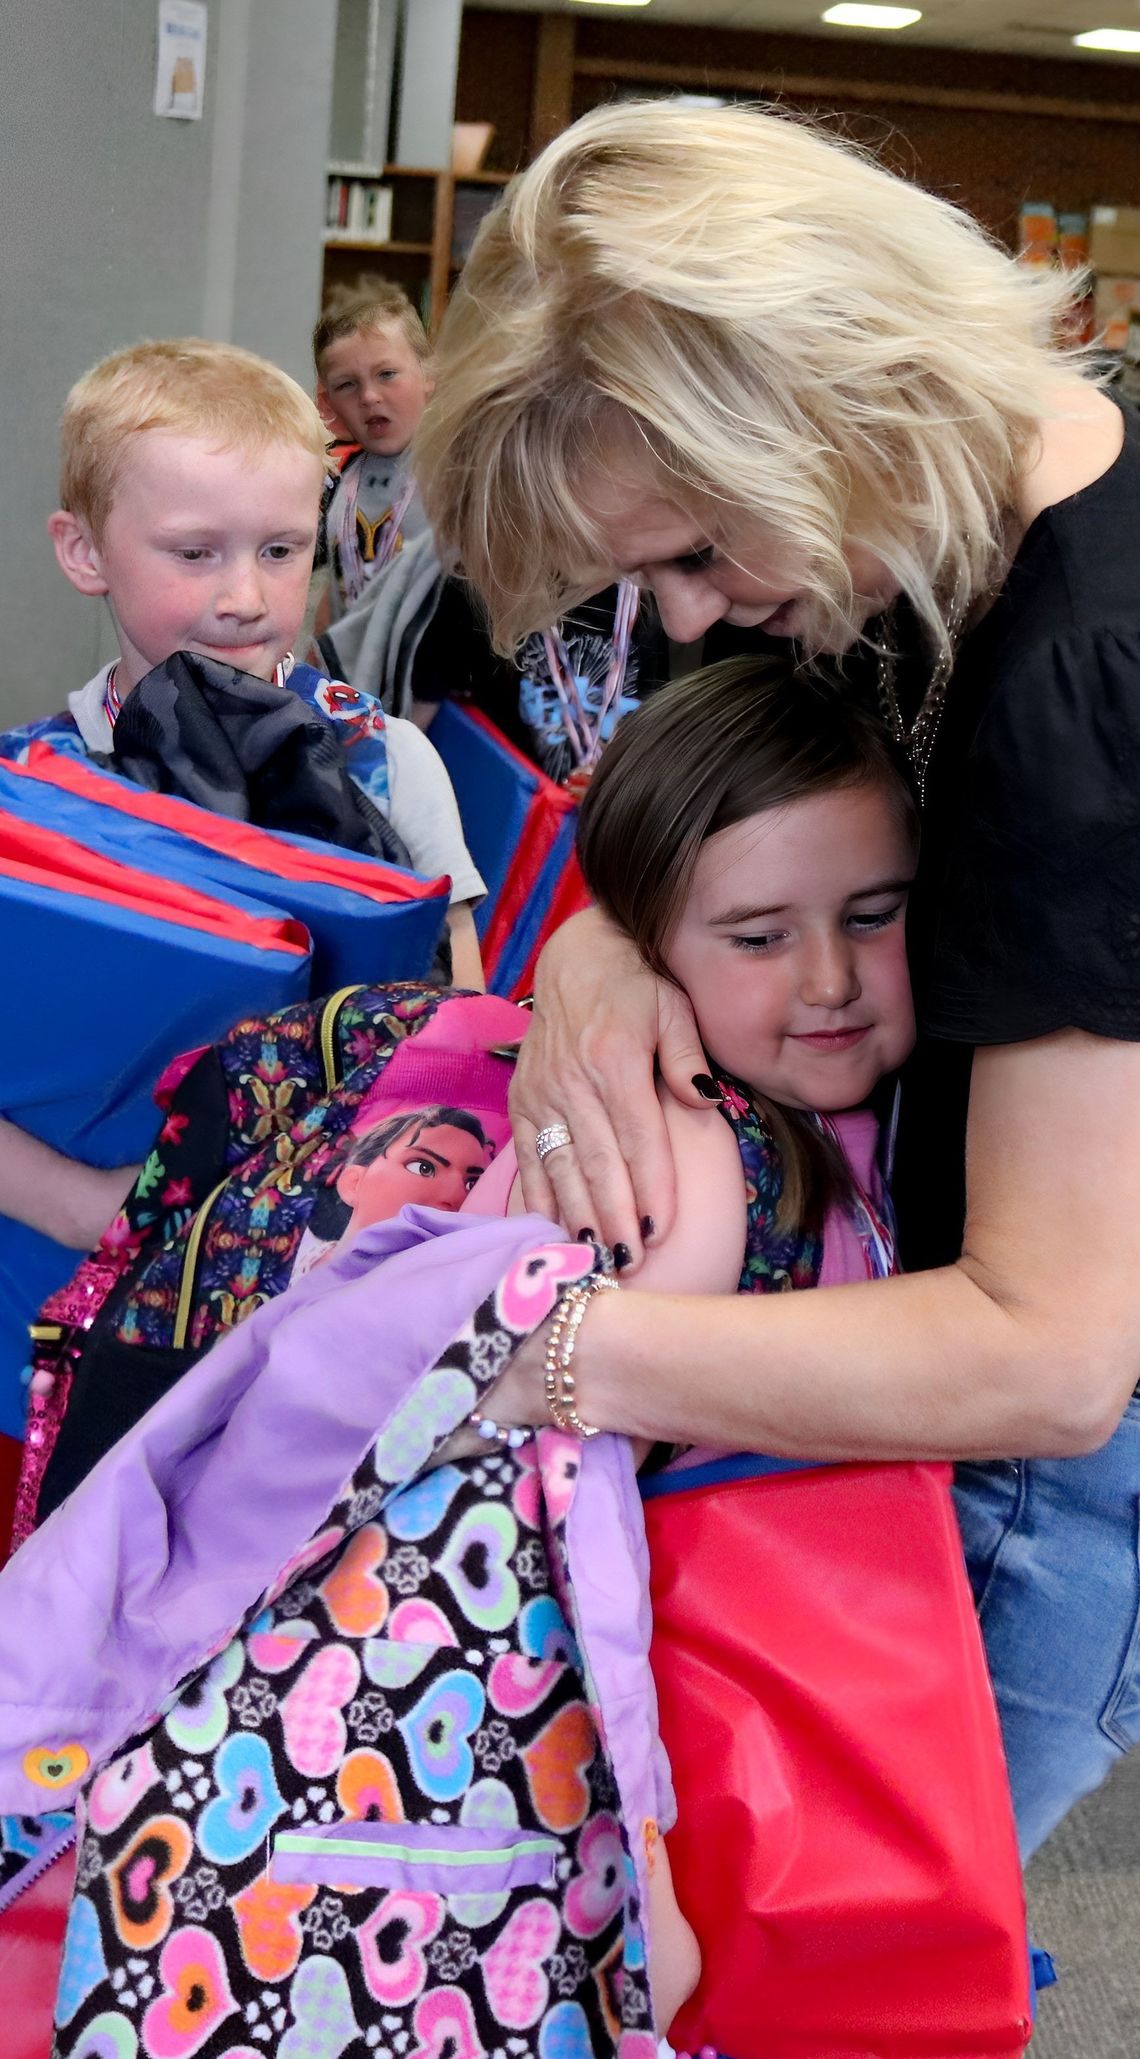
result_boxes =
[577,657,917,1233]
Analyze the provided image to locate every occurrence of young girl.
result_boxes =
[575,655,915,1293]
[0,664,1021,2057]
[562,659,1026,2053]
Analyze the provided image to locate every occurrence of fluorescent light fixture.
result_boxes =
[1073,27,1140,50]
[822,4,922,25]
[574,1,652,8]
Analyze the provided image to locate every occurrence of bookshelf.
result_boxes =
[322,165,510,335]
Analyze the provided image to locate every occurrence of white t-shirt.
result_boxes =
[69,666,485,907]
[384,714,484,905]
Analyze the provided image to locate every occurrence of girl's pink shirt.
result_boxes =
[816,1107,882,1289]
[676,1105,884,1473]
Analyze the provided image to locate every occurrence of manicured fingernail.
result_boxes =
[691,1073,722,1101]
[577,1227,596,1244]
[640,1215,655,1243]
[613,1242,632,1270]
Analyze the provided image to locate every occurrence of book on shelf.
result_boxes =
[325,177,393,243]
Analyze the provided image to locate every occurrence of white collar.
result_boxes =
[67,664,116,754]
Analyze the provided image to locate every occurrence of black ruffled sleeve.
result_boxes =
[924,628,1140,1044]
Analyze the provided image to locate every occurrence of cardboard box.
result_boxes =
[1090,207,1140,277]
[1094,273,1140,352]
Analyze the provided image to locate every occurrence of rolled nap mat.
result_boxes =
[426,703,590,996]
[642,1452,1033,2059]
[8,744,450,993]
[0,809,311,1434]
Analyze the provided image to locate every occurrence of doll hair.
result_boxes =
[306,1106,489,1248]
[577,657,917,1234]
[60,339,328,545]
[344,1105,488,1169]
[416,97,1083,663]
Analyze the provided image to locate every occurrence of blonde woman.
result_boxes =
[417,99,1140,1861]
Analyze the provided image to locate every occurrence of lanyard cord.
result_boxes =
[331,459,415,607]
[814,1113,898,1281]
[540,580,641,770]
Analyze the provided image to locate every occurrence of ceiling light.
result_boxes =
[1073,27,1140,50]
[574,1,652,8]
[822,5,922,26]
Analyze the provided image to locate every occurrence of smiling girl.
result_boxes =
[576,658,916,1298]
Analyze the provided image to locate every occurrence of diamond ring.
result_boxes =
[534,1122,573,1164]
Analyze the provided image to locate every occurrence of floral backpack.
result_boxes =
[20,981,525,1537]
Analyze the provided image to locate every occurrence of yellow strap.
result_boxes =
[172,1175,229,1352]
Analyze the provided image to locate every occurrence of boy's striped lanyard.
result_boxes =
[332,458,415,607]
[103,653,294,729]
[541,579,640,771]
[815,1112,899,1281]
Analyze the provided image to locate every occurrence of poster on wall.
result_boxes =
[154,0,207,120]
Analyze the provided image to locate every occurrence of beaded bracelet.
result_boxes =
[543,1274,621,1436]
[466,1408,531,1451]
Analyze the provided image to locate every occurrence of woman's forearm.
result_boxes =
[574,1260,1111,1462]
[536,1030,1140,1462]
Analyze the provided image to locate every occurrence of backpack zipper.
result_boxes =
[172,1174,231,1351]
[320,985,365,1094]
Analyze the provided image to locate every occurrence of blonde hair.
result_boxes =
[313,280,430,373]
[417,99,1084,659]
[60,339,329,542]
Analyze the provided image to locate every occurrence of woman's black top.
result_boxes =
[897,399,1140,1267]
[711,398,1140,1270]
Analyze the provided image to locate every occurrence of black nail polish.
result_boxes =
[577,1227,596,1244]
[613,1242,632,1271]
[640,1215,655,1243]
[691,1073,722,1102]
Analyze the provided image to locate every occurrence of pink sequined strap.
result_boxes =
[8,1244,133,1554]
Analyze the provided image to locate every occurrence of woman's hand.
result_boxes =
[510,908,714,1263]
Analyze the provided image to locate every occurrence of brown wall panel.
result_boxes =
[455,8,539,171]
[460,8,1140,243]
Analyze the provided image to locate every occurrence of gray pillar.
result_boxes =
[392,0,461,169]
[0,0,337,723]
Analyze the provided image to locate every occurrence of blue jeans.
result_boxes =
[953,1392,1140,1860]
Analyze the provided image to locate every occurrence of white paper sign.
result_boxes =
[154,0,207,120]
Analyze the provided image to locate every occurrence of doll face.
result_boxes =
[337,1121,492,1226]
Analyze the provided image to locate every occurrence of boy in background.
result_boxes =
[312,286,448,721]
[0,337,484,1259]
[315,283,434,620]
